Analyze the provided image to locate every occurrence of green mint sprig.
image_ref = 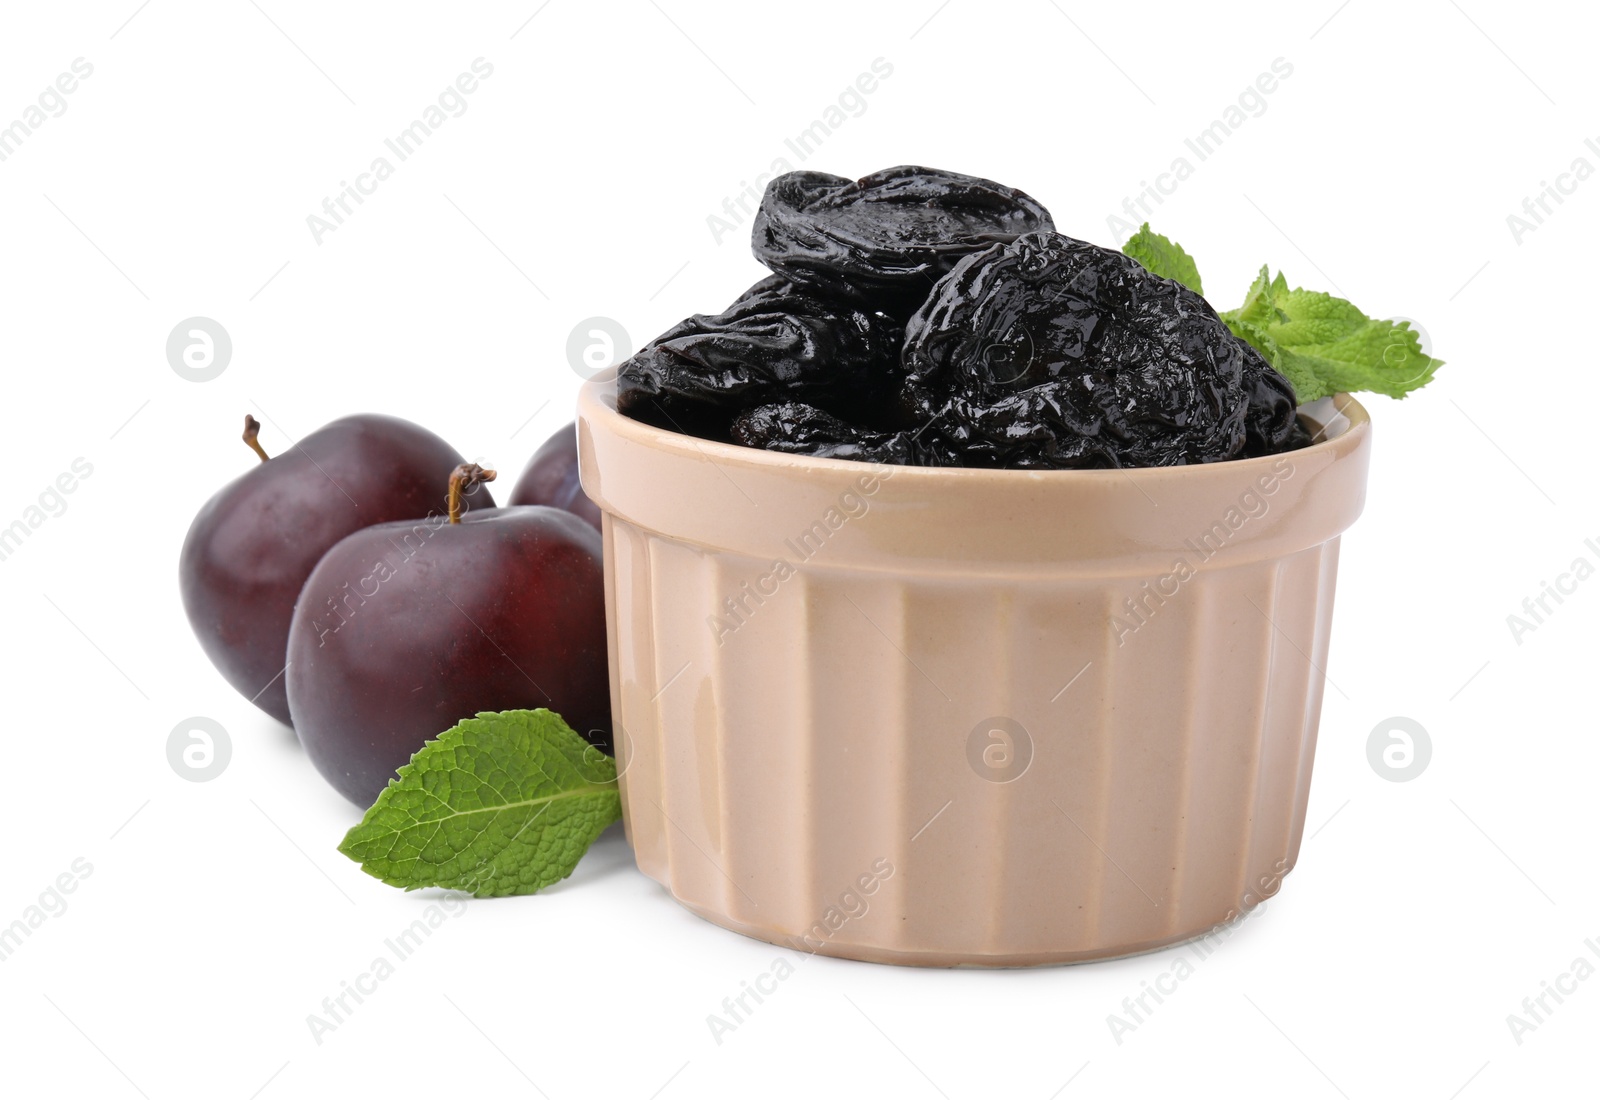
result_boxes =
[1122,222,1441,403]
[338,709,621,897]
[1122,223,1205,295]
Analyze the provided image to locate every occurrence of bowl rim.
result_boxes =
[578,373,1371,482]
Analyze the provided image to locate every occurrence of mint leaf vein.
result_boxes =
[338,709,621,898]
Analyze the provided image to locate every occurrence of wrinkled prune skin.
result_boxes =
[751,166,1054,316]
[1239,342,1313,457]
[894,232,1254,468]
[616,276,904,440]
[616,166,1313,470]
[731,402,952,465]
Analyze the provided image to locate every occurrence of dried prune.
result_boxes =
[616,165,1314,471]
[616,276,904,440]
[731,401,959,466]
[751,166,1054,315]
[1239,342,1313,457]
[895,232,1252,468]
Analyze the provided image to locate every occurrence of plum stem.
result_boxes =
[448,463,497,524]
[242,415,270,463]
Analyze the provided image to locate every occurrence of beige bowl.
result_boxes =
[576,379,1371,966]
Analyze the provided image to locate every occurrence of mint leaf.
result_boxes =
[1122,222,1204,294]
[1121,226,1442,403]
[1228,265,1279,329]
[338,709,620,897]
[1222,266,1442,403]
[1222,267,1321,400]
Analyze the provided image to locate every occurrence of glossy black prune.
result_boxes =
[615,276,904,440]
[617,166,1313,470]
[731,401,958,466]
[1239,342,1314,457]
[751,166,1054,315]
[895,232,1252,468]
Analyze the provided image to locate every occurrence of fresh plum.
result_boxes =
[180,414,484,726]
[285,464,611,806]
[509,422,601,530]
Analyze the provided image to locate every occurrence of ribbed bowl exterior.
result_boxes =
[578,381,1371,966]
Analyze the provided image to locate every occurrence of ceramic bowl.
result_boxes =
[577,379,1370,966]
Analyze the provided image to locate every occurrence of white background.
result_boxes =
[1,1,1595,1097]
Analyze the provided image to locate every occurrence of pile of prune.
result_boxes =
[617,166,1310,468]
